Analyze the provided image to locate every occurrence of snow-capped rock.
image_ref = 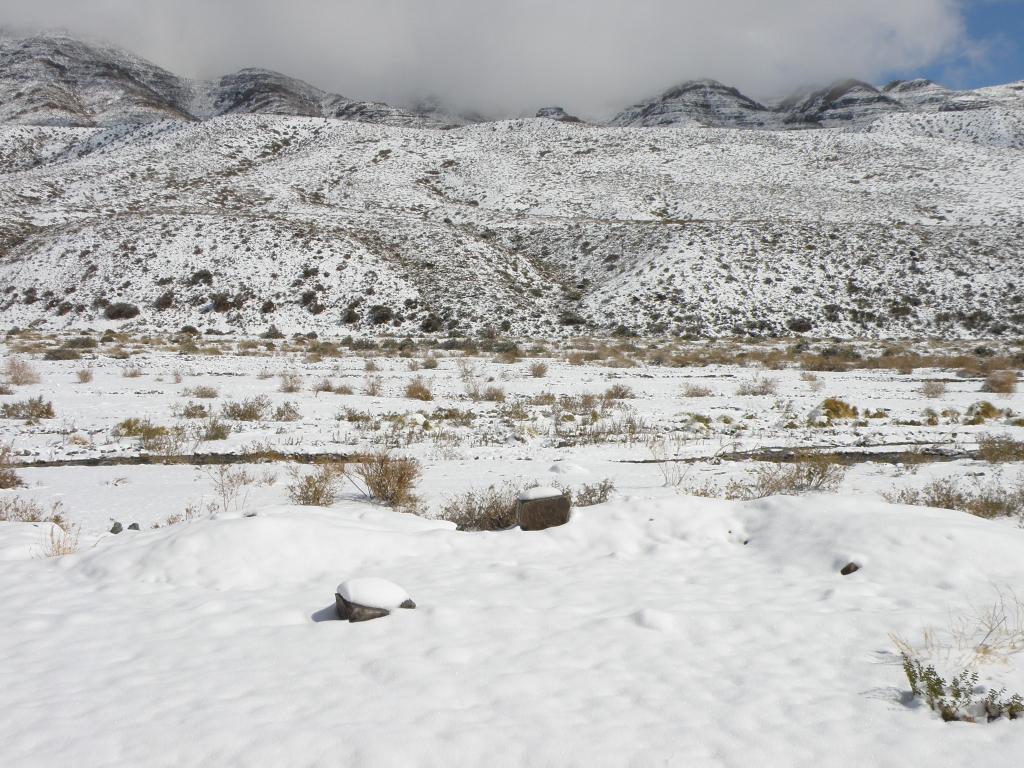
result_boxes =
[610,79,776,129]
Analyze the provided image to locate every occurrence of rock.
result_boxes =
[535,106,582,123]
[127,523,140,531]
[109,522,123,534]
[840,562,861,576]
[335,578,416,623]
[517,487,572,531]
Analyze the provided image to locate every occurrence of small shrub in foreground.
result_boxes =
[529,362,548,378]
[885,475,1024,520]
[349,452,421,512]
[438,482,520,531]
[574,478,616,507]
[287,463,345,507]
[75,368,94,384]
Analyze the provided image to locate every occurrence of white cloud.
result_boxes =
[2,0,971,117]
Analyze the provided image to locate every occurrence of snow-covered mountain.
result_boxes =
[1,104,1021,339]
[608,80,776,129]
[0,35,447,129]
[1,34,1021,339]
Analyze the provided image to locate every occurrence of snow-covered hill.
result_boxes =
[1,105,1022,338]
[0,36,448,129]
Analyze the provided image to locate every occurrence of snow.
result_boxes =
[2,494,1023,766]
[517,485,565,501]
[337,577,412,609]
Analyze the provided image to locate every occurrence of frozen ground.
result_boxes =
[2,336,1024,766]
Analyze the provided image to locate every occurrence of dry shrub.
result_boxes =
[920,380,947,398]
[42,522,80,557]
[820,397,858,420]
[314,377,335,393]
[75,368,94,384]
[273,401,301,422]
[177,401,209,419]
[982,370,1018,395]
[438,482,520,530]
[603,384,634,400]
[885,476,1024,520]
[976,434,1024,464]
[405,376,433,401]
[736,376,778,396]
[222,395,271,421]
[287,463,345,506]
[121,364,144,378]
[681,382,714,397]
[482,385,505,402]
[736,454,846,498]
[364,376,383,396]
[574,478,616,506]
[4,358,40,386]
[421,356,439,370]
[0,444,22,489]
[279,371,302,393]
[0,496,45,522]
[364,359,380,373]
[183,385,218,398]
[1,396,55,421]
[349,452,421,511]
[965,401,1001,425]
[529,362,548,378]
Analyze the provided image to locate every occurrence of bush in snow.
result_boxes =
[438,482,520,531]
[222,395,271,422]
[287,463,346,507]
[0,444,23,489]
[1,396,55,422]
[349,452,421,513]
[982,370,1018,395]
[104,302,140,320]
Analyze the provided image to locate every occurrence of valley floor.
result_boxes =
[1,333,1023,766]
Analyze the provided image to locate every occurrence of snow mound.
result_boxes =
[337,577,411,609]
[517,486,565,501]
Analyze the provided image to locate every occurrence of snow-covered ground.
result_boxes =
[2,338,1023,765]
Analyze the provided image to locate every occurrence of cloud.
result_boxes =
[2,0,973,118]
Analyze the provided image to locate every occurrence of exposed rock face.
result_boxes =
[610,79,775,129]
[0,36,193,127]
[536,106,583,123]
[0,35,444,130]
[781,80,904,127]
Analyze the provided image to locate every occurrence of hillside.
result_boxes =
[0,107,1022,338]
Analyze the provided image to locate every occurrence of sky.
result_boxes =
[1,0,1022,118]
